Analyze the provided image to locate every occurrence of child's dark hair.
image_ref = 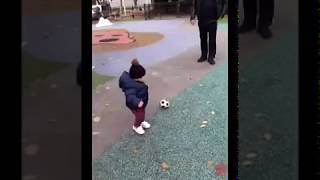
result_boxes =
[129,59,146,79]
[131,58,139,65]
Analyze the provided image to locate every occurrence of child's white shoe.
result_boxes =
[141,121,151,129]
[133,126,145,135]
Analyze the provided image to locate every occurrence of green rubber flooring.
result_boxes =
[93,62,228,180]
[238,31,298,179]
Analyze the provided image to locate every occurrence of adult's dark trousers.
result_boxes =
[198,21,217,59]
[243,0,274,27]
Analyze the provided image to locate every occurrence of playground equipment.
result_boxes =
[92,0,112,19]
[96,17,113,27]
[92,0,194,21]
[93,0,113,27]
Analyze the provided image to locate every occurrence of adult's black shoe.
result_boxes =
[208,57,215,65]
[257,26,273,39]
[197,56,207,62]
[239,23,256,33]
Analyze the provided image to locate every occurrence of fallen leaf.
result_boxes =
[160,162,169,172]
[92,132,100,135]
[264,133,272,141]
[215,164,227,177]
[246,153,257,159]
[241,160,254,167]
[133,148,140,154]
[254,113,268,121]
[93,116,101,122]
[200,124,207,128]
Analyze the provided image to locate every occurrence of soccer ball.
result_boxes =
[160,99,170,109]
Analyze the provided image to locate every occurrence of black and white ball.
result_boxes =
[160,99,170,109]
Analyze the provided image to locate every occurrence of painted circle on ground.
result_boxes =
[93,30,136,45]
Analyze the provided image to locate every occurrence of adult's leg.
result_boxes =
[242,0,258,26]
[258,0,274,27]
[256,0,274,39]
[240,0,258,33]
[198,22,209,60]
[208,22,218,60]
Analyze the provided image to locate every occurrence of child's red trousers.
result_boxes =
[132,108,145,127]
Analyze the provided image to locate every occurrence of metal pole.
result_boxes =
[144,3,147,20]
[176,0,180,17]
[120,0,123,14]
[123,0,127,16]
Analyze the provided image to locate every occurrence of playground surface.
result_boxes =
[93,62,228,180]
[21,0,300,177]
[92,19,228,77]
[92,29,164,53]
[238,0,298,179]
[22,6,82,180]
[92,18,228,179]
[22,11,81,64]
[22,4,229,177]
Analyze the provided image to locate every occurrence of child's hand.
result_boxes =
[138,100,144,108]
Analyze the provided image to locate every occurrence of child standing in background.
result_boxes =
[119,59,151,135]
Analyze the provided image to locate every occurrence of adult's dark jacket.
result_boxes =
[119,71,149,111]
[190,0,227,22]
